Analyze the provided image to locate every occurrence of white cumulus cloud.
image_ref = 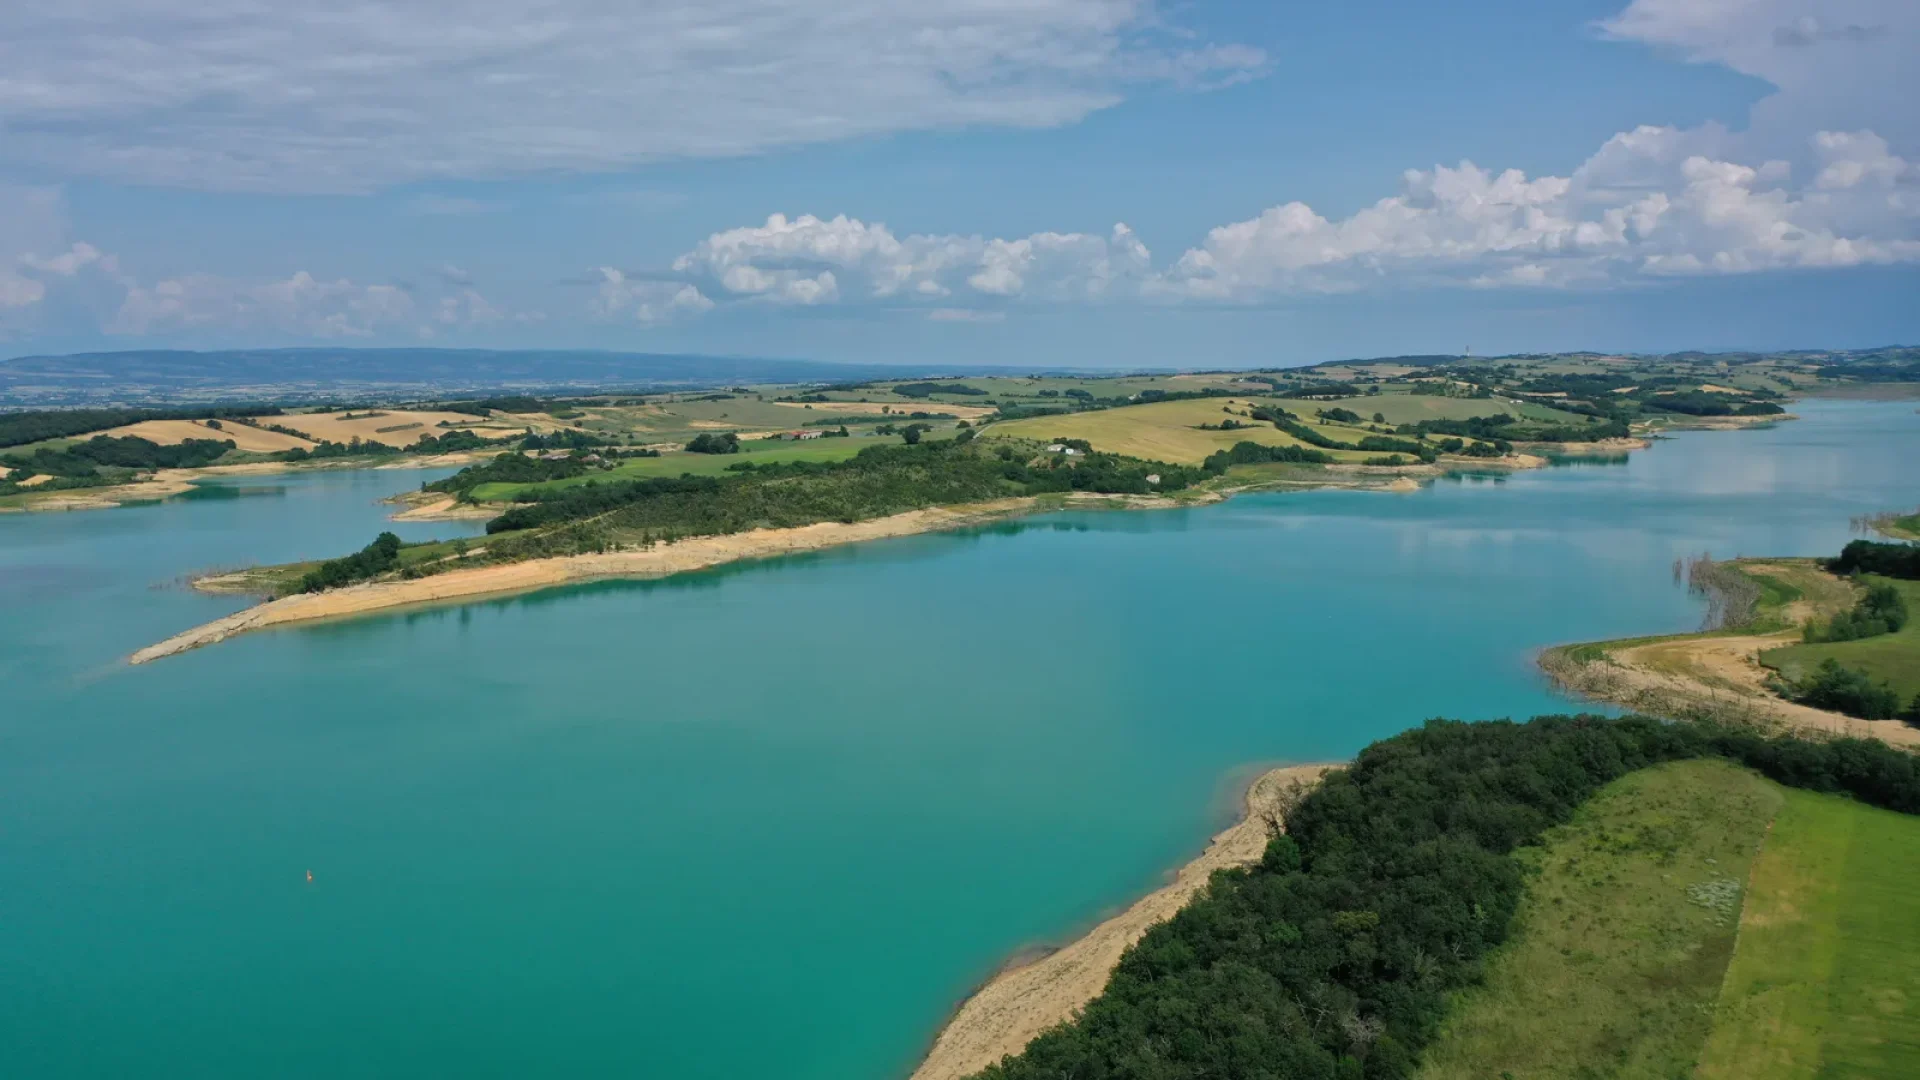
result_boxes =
[1154,127,1920,298]
[670,214,1150,308]
[591,268,715,325]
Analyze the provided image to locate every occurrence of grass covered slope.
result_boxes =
[966,717,1920,1080]
[1417,759,1782,1078]
[1697,787,1920,1080]
[465,438,868,501]
[981,397,1362,464]
[1760,576,1920,701]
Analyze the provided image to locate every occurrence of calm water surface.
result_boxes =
[3,400,1916,1078]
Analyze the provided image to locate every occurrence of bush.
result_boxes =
[1829,540,1920,580]
[1791,658,1904,720]
[685,432,741,454]
[298,531,404,592]
[1805,582,1908,642]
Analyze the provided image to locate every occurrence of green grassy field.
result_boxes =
[1264,394,1586,427]
[1696,786,1920,1080]
[1759,576,1920,700]
[1877,511,1920,541]
[980,397,1392,464]
[466,438,875,501]
[1418,759,1783,1079]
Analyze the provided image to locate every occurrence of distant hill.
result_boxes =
[0,348,1007,407]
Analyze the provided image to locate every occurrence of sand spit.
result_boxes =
[910,764,1336,1080]
[131,500,1041,664]
[1528,437,1653,455]
[388,493,499,522]
[1542,632,1920,749]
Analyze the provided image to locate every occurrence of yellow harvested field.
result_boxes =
[983,398,1326,464]
[105,419,315,453]
[254,410,486,446]
[772,400,997,419]
[19,473,54,487]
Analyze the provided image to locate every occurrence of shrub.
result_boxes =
[1792,658,1904,720]
[685,432,742,454]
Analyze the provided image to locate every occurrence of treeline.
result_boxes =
[425,453,593,494]
[479,440,1206,545]
[298,532,404,593]
[1641,392,1785,417]
[1202,442,1335,471]
[2,435,237,478]
[1830,539,1920,580]
[893,382,989,398]
[0,405,284,448]
[976,714,1920,1080]
[1249,408,1439,462]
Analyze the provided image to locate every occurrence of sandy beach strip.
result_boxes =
[909,763,1338,1080]
[129,499,1040,664]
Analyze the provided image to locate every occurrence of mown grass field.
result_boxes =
[1760,576,1920,700]
[1418,758,1782,1079]
[980,397,1385,464]
[1696,786,1920,1080]
[1262,394,1585,427]
[466,438,874,501]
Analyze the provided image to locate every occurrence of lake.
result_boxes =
[3,399,1916,1079]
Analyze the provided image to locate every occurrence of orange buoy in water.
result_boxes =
[306,870,314,883]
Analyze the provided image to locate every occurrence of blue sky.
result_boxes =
[2,0,1916,367]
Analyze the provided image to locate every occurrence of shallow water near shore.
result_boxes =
[3,399,1916,1079]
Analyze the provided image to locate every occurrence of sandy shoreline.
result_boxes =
[909,763,1336,1080]
[1541,632,1920,749]
[1539,558,1919,749]
[131,498,1048,663]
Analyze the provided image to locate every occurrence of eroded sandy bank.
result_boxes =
[1542,631,1920,748]
[910,763,1337,1080]
[131,499,1044,664]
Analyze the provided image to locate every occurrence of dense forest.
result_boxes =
[975,715,1920,1080]
[1830,539,1920,580]
[298,532,404,593]
[308,440,1207,590]
[2,435,237,481]
[482,440,1205,546]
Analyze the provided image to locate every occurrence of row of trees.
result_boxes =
[977,714,1920,1080]
[297,531,404,592]
[478,439,1207,546]
[1830,539,1920,580]
[0,405,283,448]
[2,435,238,479]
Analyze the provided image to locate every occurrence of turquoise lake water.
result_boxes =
[3,399,1917,1078]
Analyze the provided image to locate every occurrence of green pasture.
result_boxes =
[466,438,875,501]
[1760,576,1920,700]
[1419,759,1781,1079]
[1696,786,1920,1079]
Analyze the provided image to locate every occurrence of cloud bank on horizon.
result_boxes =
[1,0,1915,345]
